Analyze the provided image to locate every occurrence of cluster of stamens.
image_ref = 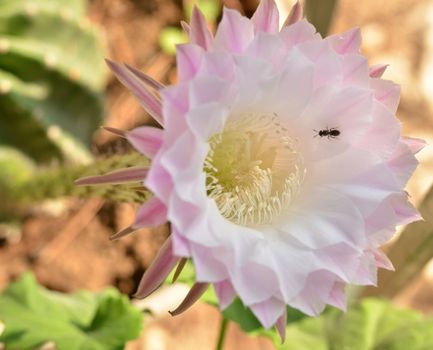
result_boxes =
[204,112,305,227]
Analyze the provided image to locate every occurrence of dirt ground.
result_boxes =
[1,0,433,349]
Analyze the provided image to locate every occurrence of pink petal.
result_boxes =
[171,228,191,256]
[326,282,346,311]
[187,102,229,141]
[371,78,400,113]
[214,280,236,309]
[387,142,419,187]
[134,197,167,228]
[190,243,229,282]
[289,271,338,316]
[283,1,303,27]
[201,52,235,81]
[105,59,163,125]
[190,6,213,50]
[279,19,320,49]
[125,64,164,91]
[127,126,163,158]
[176,43,204,81]
[369,64,389,78]
[357,101,400,159]
[327,27,361,55]
[297,40,341,87]
[189,75,233,107]
[214,8,254,53]
[245,32,287,68]
[341,54,369,88]
[282,189,366,250]
[251,0,279,34]
[390,193,422,225]
[373,249,394,271]
[169,282,209,316]
[135,237,179,298]
[275,308,287,343]
[402,137,426,155]
[249,298,286,329]
[74,167,148,186]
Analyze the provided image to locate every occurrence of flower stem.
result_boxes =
[0,152,150,220]
[215,317,229,350]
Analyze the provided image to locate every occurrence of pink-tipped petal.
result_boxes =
[214,280,236,310]
[134,197,167,228]
[110,225,138,241]
[135,237,179,298]
[283,1,303,27]
[326,282,347,311]
[106,59,163,125]
[176,44,204,81]
[249,298,286,329]
[373,250,395,271]
[169,282,209,316]
[251,0,279,34]
[369,64,389,78]
[74,167,148,186]
[328,27,361,55]
[125,64,164,91]
[402,137,427,154]
[275,309,287,343]
[190,6,213,50]
[371,78,401,113]
[214,8,254,53]
[127,126,163,158]
[172,257,188,283]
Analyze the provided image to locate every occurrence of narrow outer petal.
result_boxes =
[135,237,179,298]
[214,8,254,53]
[369,64,388,78]
[190,6,213,50]
[127,126,163,158]
[134,197,167,228]
[328,27,361,54]
[251,0,279,34]
[214,280,236,309]
[176,44,204,81]
[169,282,209,316]
[275,308,287,343]
[283,1,303,27]
[74,167,148,185]
[106,60,163,125]
[125,64,164,90]
[249,298,286,329]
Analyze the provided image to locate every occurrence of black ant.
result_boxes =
[313,127,340,139]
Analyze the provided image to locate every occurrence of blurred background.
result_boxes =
[1,0,433,349]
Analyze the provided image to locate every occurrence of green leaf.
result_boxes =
[0,0,106,163]
[329,298,422,350]
[0,273,143,350]
[257,298,433,350]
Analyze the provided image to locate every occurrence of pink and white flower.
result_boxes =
[78,0,423,340]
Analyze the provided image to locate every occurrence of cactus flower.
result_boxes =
[78,0,423,340]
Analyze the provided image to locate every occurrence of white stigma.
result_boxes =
[204,112,305,227]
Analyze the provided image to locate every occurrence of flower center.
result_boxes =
[204,112,305,227]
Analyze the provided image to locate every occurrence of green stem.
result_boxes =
[215,318,229,350]
[0,152,150,219]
